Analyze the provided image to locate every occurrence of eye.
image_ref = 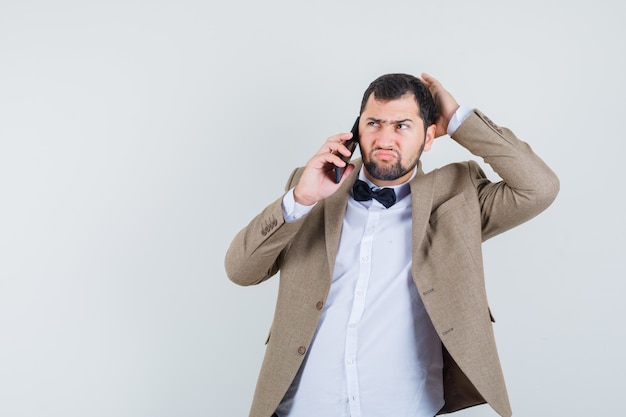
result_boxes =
[397,123,408,130]
[367,121,380,127]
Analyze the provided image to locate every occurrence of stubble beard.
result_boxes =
[363,143,425,182]
[364,157,416,181]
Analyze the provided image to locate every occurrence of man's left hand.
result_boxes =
[421,73,460,138]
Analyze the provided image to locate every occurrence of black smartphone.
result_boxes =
[333,117,360,184]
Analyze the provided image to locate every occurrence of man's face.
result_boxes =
[359,93,436,187]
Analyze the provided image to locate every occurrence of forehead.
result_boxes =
[362,93,421,119]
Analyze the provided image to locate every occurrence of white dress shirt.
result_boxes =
[277,106,472,417]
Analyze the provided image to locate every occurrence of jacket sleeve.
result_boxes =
[224,167,306,286]
[451,110,560,241]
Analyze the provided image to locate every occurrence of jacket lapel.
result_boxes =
[324,160,361,274]
[410,165,435,279]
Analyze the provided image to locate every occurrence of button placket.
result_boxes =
[344,209,379,417]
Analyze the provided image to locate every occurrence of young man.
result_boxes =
[225,73,559,417]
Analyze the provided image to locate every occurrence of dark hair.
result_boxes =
[359,73,439,126]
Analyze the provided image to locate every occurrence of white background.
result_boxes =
[1,1,624,416]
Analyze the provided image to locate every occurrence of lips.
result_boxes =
[372,149,398,160]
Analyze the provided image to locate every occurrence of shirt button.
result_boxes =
[361,255,369,262]
[297,346,307,355]
[315,301,324,310]
[356,290,365,297]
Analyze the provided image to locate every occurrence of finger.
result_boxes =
[421,74,445,97]
[331,131,354,143]
[315,132,354,156]
[337,163,356,183]
[311,141,351,164]
[420,72,438,86]
[315,143,339,157]
[310,150,348,169]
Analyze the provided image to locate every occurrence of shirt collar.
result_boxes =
[356,166,415,203]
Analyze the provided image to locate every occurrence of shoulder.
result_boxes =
[420,161,488,212]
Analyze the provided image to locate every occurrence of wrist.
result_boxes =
[447,104,472,136]
[293,186,317,206]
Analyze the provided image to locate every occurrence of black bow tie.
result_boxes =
[352,179,397,208]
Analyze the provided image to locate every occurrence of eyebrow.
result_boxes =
[366,117,414,125]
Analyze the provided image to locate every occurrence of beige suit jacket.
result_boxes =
[225,110,559,417]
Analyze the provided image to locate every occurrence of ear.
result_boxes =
[422,124,437,152]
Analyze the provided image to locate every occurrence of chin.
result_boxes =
[365,163,404,182]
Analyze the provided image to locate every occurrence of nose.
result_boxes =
[376,126,395,148]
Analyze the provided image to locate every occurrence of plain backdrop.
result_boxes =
[1,1,624,416]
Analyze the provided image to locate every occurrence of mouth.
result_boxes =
[372,149,398,161]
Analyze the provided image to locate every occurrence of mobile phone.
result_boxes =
[334,117,360,184]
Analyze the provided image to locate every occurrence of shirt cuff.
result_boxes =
[447,104,473,136]
[282,188,317,223]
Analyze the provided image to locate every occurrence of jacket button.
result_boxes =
[442,328,454,336]
[316,301,324,310]
[297,346,307,355]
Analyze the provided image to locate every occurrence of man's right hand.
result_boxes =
[293,132,356,206]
